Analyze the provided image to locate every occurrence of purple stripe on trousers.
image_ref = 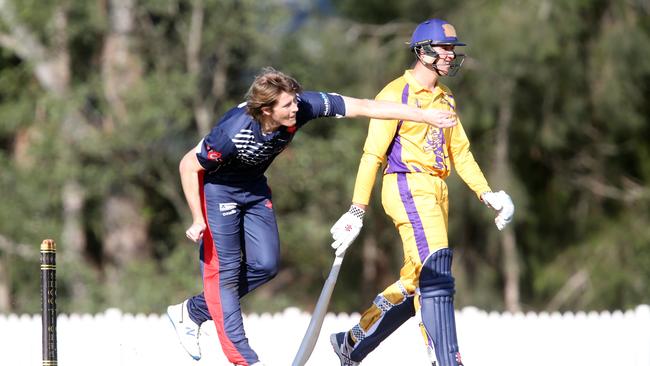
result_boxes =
[396,173,430,262]
[385,84,410,174]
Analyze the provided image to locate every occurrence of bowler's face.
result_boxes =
[270,91,299,127]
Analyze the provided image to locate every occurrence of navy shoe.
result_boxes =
[330,332,359,366]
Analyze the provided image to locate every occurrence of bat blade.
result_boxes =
[292,253,345,366]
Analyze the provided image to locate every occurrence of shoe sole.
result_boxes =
[167,307,201,361]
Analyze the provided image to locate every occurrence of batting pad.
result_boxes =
[420,248,462,366]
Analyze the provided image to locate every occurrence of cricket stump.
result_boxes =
[40,239,57,366]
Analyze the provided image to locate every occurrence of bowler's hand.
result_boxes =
[185,221,206,243]
[422,109,457,128]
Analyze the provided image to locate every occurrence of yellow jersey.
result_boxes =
[352,69,491,205]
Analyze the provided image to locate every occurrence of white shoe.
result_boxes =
[167,300,201,360]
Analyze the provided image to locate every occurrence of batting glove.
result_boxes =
[481,191,515,231]
[330,205,364,256]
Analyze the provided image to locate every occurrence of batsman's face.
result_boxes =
[270,91,299,127]
[420,44,457,76]
[431,45,456,75]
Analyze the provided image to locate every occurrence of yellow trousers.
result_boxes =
[351,172,449,345]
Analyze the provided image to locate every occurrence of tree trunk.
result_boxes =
[61,180,89,302]
[187,0,211,135]
[495,79,521,312]
[102,194,149,265]
[361,233,379,302]
[187,7,230,137]
[0,255,9,312]
[100,0,149,295]
[501,230,519,312]
[102,0,141,129]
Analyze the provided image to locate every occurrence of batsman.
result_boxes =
[329,19,515,366]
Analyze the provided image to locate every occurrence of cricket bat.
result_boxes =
[291,251,345,366]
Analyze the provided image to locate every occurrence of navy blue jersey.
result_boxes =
[196,91,346,183]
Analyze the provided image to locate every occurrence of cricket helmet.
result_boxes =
[409,19,466,48]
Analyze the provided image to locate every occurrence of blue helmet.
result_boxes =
[409,19,466,48]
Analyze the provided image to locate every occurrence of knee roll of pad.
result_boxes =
[419,248,455,298]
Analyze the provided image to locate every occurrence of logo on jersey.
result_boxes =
[319,92,331,115]
[424,127,447,170]
[207,150,222,161]
[265,199,273,209]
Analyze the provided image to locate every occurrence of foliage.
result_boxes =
[0,0,648,316]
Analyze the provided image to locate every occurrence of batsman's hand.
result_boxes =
[422,109,457,129]
[330,205,365,256]
[481,191,515,231]
[186,221,206,243]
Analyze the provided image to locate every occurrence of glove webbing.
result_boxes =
[348,205,365,220]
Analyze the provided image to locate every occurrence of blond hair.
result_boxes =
[245,67,302,120]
